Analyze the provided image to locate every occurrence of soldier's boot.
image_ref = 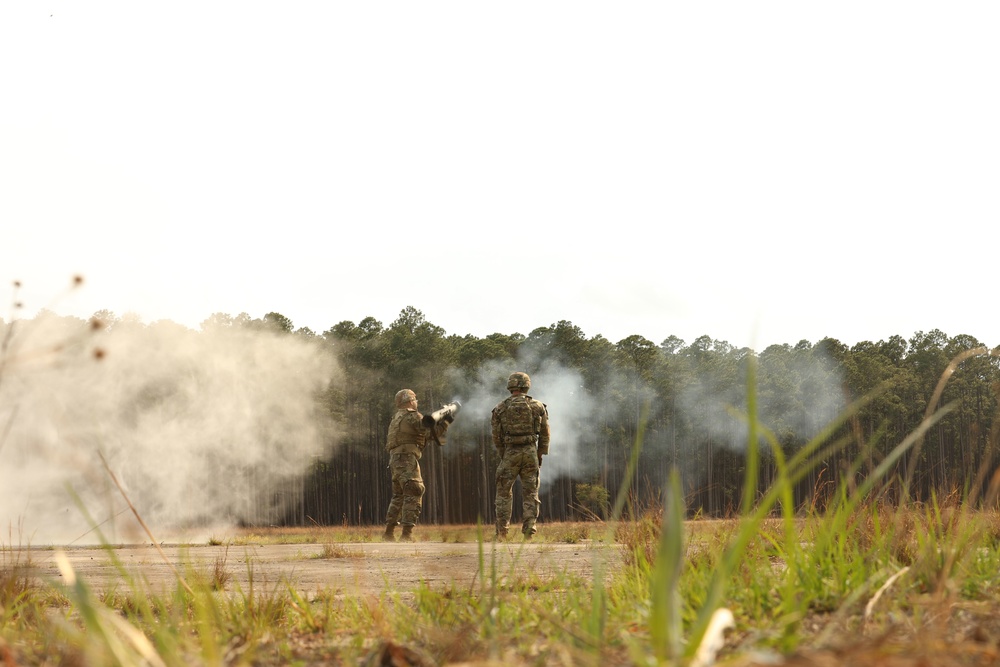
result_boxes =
[522,519,536,540]
[493,527,509,542]
[382,525,396,542]
[399,525,414,542]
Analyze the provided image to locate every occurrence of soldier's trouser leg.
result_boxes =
[397,455,425,528]
[401,478,424,528]
[521,452,541,536]
[385,479,404,527]
[494,455,517,535]
[388,453,424,529]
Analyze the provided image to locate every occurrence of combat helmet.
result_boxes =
[394,389,417,408]
[507,372,531,392]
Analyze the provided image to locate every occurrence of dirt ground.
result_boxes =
[15,539,1000,666]
[19,539,609,598]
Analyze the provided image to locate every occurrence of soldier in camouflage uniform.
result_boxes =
[383,389,452,542]
[491,372,550,540]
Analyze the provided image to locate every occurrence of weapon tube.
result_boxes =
[422,401,461,428]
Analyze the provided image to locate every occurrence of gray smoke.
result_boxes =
[657,345,849,498]
[448,342,848,500]
[0,312,340,545]
[674,348,847,454]
[445,355,596,493]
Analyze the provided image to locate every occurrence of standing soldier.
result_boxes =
[491,372,550,540]
[383,389,452,542]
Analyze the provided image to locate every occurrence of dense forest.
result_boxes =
[211,306,1000,528]
[5,306,999,533]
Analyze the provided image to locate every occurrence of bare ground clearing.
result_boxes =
[17,540,612,598]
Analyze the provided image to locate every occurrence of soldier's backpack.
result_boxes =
[503,395,536,442]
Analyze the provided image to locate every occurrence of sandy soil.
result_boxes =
[19,539,611,598]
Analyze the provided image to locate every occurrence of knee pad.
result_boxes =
[403,479,425,497]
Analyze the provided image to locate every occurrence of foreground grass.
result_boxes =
[3,509,1000,666]
[4,343,1000,665]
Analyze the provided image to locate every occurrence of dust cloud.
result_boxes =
[0,312,340,546]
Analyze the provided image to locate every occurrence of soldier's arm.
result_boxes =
[490,406,504,452]
[536,403,550,455]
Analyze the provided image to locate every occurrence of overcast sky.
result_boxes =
[2,2,997,352]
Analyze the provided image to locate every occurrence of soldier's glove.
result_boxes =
[444,413,455,423]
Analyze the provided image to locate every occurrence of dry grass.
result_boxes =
[315,542,364,559]
[0,550,32,595]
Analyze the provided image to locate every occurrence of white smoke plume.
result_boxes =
[445,355,598,493]
[674,348,848,455]
[448,341,848,504]
[0,312,340,545]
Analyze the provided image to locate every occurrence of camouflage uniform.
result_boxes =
[491,373,550,538]
[384,389,449,541]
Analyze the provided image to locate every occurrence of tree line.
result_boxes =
[9,306,999,528]
[258,306,1000,526]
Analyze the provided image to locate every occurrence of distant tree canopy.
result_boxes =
[12,306,1000,527]
[279,308,1000,526]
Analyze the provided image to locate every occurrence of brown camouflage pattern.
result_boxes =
[492,391,549,536]
[490,394,550,455]
[384,405,450,528]
[386,408,428,456]
[494,445,540,536]
[384,452,424,527]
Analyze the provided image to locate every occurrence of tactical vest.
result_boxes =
[386,409,426,455]
[501,395,538,446]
